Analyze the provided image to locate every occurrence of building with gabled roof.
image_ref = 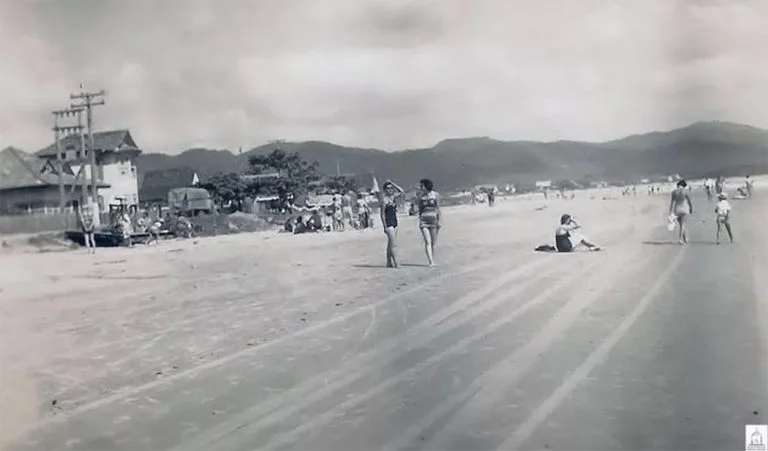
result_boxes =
[0,147,109,213]
[36,129,142,209]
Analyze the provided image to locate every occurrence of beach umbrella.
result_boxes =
[371,176,381,193]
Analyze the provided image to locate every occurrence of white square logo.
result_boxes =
[746,424,768,451]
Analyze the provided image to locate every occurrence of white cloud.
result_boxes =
[0,0,766,153]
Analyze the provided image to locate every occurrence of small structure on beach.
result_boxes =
[535,180,552,190]
[139,167,201,207]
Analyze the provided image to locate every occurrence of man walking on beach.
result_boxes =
[75,198,96,254]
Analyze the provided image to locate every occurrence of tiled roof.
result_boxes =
[37,129,140,157]
[0,147,109,190]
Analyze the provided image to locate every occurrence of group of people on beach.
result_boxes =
[669,175,752,245]
[286,192,376,234]
[373,178,441,268]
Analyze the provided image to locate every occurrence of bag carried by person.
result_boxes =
[666,214,676,232]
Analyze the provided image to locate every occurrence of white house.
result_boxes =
[37,129,142,209]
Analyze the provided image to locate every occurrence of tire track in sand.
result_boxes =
[498,246,686,450]
[26,246,539,431]
[175,252,570,451]
[391,244,666,450]
[228,250,628,451]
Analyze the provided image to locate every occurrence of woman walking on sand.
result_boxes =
[375,179,405,268]
[669,179,694,244]
[417,178,441,267]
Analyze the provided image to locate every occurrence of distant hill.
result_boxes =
[128,121,767,190]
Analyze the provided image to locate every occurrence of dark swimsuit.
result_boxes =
[555,232,573,253]
[383,200,398,228]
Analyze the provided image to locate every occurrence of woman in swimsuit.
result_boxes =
[555,214,600,252]
[417,178,441,267]
[668,179,694,244]
[376,180,405,268]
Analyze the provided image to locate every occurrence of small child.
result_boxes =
[714,192,734,244]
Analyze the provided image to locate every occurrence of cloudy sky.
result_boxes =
[0,0,766,153]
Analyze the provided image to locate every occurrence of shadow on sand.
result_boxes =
[642,240,717,246]
[352,263,430,269]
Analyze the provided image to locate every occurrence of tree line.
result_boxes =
[199,148,360,211]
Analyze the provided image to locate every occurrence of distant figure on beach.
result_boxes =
[74,198,96,253]
[293,216,308,234]
[356,194,371,229]
[487,189,495,207]
[704,178,714,202]
[745,175,753,199]
[668,179,694,245]
[341,193,354,228]
[714,192,734,244]
[375,179,405,268]
[554,214,601,252]
[715,176,724,195]
[308,208,325,232]
[331,194,344,231]
[417,178,441,267]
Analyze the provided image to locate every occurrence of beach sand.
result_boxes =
[0,183,765,451]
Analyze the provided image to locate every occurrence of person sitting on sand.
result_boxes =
[283,217,294,233]
[714,192,734,245]
[555,214,601,252]
[293,216,308,234]
[176,214,193,239]
[668,179,694,245]
[308,209,324,232]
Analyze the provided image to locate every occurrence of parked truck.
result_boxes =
[167,187,214,216]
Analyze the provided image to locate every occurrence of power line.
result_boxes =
[70,88,106,204]
[51,107,85,209]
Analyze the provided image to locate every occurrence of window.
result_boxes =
[59,153,66,160]
[75,151,81,159]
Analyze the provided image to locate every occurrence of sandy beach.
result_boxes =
[1,182,766,451]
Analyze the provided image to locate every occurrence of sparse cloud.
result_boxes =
[0,0,766,153]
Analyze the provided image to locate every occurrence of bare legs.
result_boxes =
[676,214,688,244]
[385,226,399,268]
[420,227,438,266]
[84,232,95,254]
[579,239,601,251]
[716,220,734,244]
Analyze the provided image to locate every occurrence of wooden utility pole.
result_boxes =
[52,107,85,209]
[70,88,105,203]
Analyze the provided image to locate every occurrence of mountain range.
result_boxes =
[134,121,767,190]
